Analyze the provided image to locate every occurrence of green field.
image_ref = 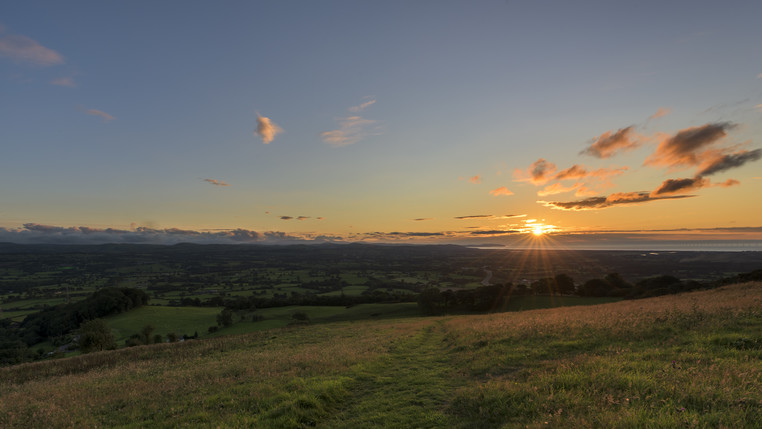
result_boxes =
[108,306,221,344]
[503,294,621,311]
[1,282,760,427]
[104,302,421,344]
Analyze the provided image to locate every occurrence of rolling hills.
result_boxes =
[1,282,760,428]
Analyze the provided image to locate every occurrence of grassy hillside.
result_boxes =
[1,282,760,428]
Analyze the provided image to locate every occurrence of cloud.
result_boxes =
[554,165,588,180]
[650,177,709,196]
[50,76,75,87]
[581,126,640,158]
[523,162,628,197]
[758,73,762,79]
[537,182,582,196]
[468,175,482,184]
[0,223,270,245]
[280,216,293,220]
[255,114,283,144]
[651,176,742,196]
[467,230,520,236]
[717,178,740,188]
[203,178,230,187]
[297,216,310,221]
[454,214,524,220]
[0,32,64,66]
[649,107,671,119]
[644,122,735,168]
[454,214,492,220]
[514,158,557,184]
[85,109,115,122]
[541,192,694,210]
[696,149,762,176]
[348,98,376,113]
[386,232,445,237]
[489,186,513,196]
[412,218,433,221]
[321,116,379,147]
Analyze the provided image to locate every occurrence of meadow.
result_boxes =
[1,282,760,428]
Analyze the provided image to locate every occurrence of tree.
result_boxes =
[78,319,117,353]
[217,308,234,327]
[141,324,155,344]
[417,288,444,314]
[555,274,575,295]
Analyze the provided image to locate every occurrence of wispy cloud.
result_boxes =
[541,192,693,211]
[518,160,628,197]
[322,99,382,147]
[297,216,310,221]
[537,182,582,196]
[280,216,293,220]
[649,107,671,120]
[466,229,520,236]
[650,177,709,196]
[489,186,513,196]
[203,178,230,187]
[643,122,761,182]
[0,30,64,66]
[50,76,75,87]
[321,116,379,147]
[651,176,740,196]
[348,98,376,113]
[580,126,641,158]
[412,218,433,221]
[468,175,482,184]
[644,122,735,169]
[85,108,115,122]
[514,158,557,184]
[696,149,762,176]
[255,114,283,144]
[454,214,524,220]
[553,165,588,180]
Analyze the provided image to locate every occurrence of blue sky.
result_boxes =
[1,1,761,246]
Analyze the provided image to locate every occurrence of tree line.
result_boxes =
[0,288,148,365]
[418,269,762,314]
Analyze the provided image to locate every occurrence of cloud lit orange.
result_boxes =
[489,186,513,196]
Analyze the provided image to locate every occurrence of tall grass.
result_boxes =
[1,282,760,428]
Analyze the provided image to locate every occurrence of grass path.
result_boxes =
[321,319,462,428]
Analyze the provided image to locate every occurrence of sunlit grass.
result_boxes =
[1,282,760,428]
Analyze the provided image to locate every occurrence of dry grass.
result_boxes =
[1,283,760,428]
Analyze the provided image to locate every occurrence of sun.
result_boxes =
[532,226,545,236]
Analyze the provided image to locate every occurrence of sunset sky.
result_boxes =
[2,1,761,248]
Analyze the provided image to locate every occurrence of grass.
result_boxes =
[107,306,221,343]
[1,282,760,428]
[0,297,70,311]
[503,295,621,311]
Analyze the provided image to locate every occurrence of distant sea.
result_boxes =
[470,240,762,252]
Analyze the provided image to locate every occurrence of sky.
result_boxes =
[1,0,762,249]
